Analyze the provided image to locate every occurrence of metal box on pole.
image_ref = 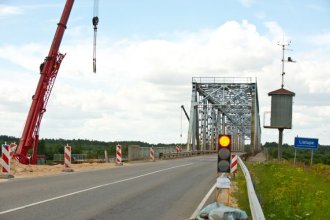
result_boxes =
[264,88,295,160]
[264,41,296,160]
[267,88,295,129]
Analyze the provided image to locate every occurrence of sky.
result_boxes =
[0,0,330,145]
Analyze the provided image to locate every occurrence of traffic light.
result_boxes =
[217,134,232,173]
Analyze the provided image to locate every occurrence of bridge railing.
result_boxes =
[160,150,217,159]
[192,77,255,84]
[238,156,265,220]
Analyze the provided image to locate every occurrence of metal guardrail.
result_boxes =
[52,150,217,163]
[53,154,88,162]
[160,150,216,159]
[238,156,265,220]
[53,154,128,163]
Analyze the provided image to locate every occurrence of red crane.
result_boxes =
[15,0,75,164]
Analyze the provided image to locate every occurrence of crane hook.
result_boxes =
[92,0,99,73]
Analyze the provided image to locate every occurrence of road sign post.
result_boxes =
[294,137,318,166]
[311,150,314,165]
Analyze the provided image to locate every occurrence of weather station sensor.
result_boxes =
[264,41,296,160]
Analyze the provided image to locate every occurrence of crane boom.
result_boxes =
[15,0,75,164]
[181,105,190,121]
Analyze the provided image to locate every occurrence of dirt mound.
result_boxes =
[1,159,125,179]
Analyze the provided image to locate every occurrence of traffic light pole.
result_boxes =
[216,134,232,206]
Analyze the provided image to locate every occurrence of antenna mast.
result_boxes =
[278,40,295,88]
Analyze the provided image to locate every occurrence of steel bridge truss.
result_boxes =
[187,77,261,153]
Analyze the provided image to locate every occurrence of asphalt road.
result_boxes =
[0,156,217,220]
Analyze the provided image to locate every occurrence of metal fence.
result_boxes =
[160,150,216,159]
[128,146,177,161]
[53,154,87,162]
[238,156,265,220]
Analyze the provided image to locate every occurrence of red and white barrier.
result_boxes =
[176,145,183,153]
[150,146,155,162]
[9,143,17,158]
[116,144,122,165]
[63,144,73,172]
[1,144,10,175]
[231,154,238,174]
[64,145,71,168]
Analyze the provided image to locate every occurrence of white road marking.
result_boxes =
[0,163,193,215]
[189,182,216,219]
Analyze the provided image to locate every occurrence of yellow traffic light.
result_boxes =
[217,134,232,173]
[219,135,231,147]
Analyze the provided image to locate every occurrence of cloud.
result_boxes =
[0,4,22,16]
[238,0,255,7]
[0,3,62,20]
[0,43,46,71]
[1,20,330,144]
[310,32,330,47]
[263,21,287,43]
[306,4,327,12]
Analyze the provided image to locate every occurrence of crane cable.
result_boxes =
[180,106,183,144]
[92,0,99,73]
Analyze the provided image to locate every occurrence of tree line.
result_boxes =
[0,135,180,161]
[1,135,329,165]
[264,142,330,165]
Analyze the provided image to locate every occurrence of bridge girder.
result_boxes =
[186,77,261,154]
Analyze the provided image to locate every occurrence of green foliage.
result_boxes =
[247,162,330,219]
[233,167,251,217]
[0,135,178,160]
[263,142,330,165]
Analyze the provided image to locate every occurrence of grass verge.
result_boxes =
[247,162,330,219]
[232,166,251,217]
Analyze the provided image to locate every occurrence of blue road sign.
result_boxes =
[294,137,319,149]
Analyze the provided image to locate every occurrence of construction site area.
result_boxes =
[1,0,328,219]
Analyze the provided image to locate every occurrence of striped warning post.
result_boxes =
[150,146,155,162]
[1,144,10,175]
[231,154,238,174]
[9,143,17,158]
[116,144,122,165]
[63,144,73,172]
[176,145,180,153]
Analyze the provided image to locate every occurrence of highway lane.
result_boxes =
[0,156,217,220]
